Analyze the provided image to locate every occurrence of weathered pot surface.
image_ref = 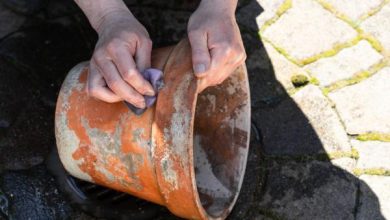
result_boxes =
[55,38,251,220]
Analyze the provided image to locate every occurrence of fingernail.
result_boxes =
[137,100,146,109]
[145,89,155,96]
[194,64,206,74]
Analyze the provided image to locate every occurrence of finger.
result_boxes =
[188,30,211,77]
[135,39,152,72]
[87,61,123,103]
[110,46,155,96]
[209,45,230,70]
[94,57,146,108]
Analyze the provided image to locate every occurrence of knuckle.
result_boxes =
[106,78,120,90]
[225,45,235,55]
[241,50,247,61]
[234,49,246,64]
[125,32,139,42]
[143,38,153,48]
[119,30,134,39]
[93,48,106,59]
[217,45,233,57]
[106,39,121,54]
[217,41,232,50]
[234,45,245,55]
[212,55,224,67]
[123,69,137,82]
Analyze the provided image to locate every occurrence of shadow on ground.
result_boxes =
[0,0,385,219]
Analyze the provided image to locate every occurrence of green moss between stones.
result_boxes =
[260,36,301,65]
[309,77,320,86]
[324,71,370,93]
[357,133,390,142]
[328,149,359,160]
[259,0,292,34]
[299,36,362,66]
[321,87,330,96]
[259,0,387,70]
[360,32,384,53]
[358,0,390,24]
[323,60,387,93]
[276,0,292,16]
[353,168,390,176]
[315,0,356,27]
[287,87,299,96]
[291,74,309,87]
[351,148,359,159]
[265,150,359,162]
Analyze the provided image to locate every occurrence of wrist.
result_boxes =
[74,0,132,32]
[199,0,237,16]
[95,9,134,34]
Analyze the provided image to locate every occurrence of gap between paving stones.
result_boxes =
[321,59,389,94]
[353,168,390,177]
[312,1,389,56]
[262,30,383,68]
[311,0,388,54]
[356,133,390,142]
[256,1,390,218]
[260,0,390,137]
[259,0,293,33]
[315,0,390,28]
[261,149,359,165]
[260,0,389,67]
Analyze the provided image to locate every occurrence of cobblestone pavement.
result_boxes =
[0,0,389,219]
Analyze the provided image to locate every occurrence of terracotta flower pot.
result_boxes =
[55,38,251,220]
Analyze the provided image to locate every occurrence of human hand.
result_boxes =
[187,0,246,92]
[87,10,154,108]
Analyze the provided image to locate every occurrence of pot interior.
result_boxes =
[193,66,250,218]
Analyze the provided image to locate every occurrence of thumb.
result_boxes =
[188,31,211,77]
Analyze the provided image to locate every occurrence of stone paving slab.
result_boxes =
[331,158,356,173]
[255,85,350,155]
[264,42,308,91]
[361,3,390,53]
[352,140,390,170]
[241,31,288,108]
[255,0,285,29]
[357,175,390,220]
[328,67,390,134]
[258,161,357,220]
[262,0,357,62]
[321,0,384,22]
[305,40,383,87]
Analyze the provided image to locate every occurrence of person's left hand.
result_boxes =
[187,0,246,92]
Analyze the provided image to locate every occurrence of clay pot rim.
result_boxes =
[152,39,251,220]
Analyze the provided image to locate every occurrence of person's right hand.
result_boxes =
[87,10,155,109]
